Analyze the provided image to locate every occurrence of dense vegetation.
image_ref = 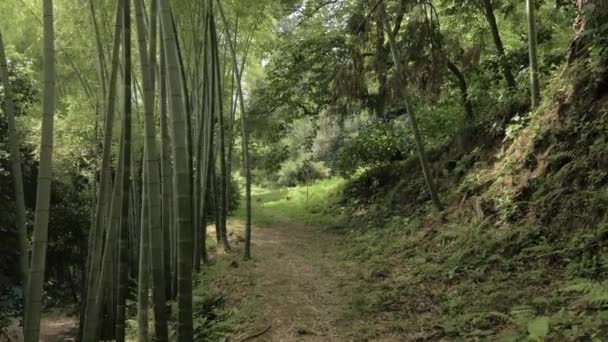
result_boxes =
[0,0,607,341]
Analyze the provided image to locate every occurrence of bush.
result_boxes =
[277,158,330,187]
[334,121,414,177]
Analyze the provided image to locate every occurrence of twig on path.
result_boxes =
[237,325,271,342]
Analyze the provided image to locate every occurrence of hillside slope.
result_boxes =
[335,49,608,340]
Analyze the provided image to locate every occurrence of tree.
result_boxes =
[81,2,123,338]
[379,1,443,211]
[158,32,175,299]
[526,0,540,107]
[23,0,56,339]
[133,0,169,338]
[194,3,214,268]
[217,0,253,260]
[480,0,516,89]
[0,28,28,309]
[115,0,132,340]
[209,5,231,253]
[159,0,195,338]
[81,1,110,334]
[447,60,475,150]
[137,156,150,342]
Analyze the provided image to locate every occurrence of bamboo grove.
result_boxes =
[4,0,602,340]
[0,0,254,340]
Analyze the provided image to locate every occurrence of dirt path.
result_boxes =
[3,315,77,342]
[38,318,77,342]
[222,222,355,342]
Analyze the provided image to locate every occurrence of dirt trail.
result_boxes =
[226,223,355,342]
[3,315,77,342]
[2,224,360,342]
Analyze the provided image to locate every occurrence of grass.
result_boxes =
[189,255,258,341]
[338,210,608,340]
[173,178,347,341]
[145,178,344,341]
[234,178,346,228]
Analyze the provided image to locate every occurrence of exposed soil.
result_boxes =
[2,223,386,342]
[220,222,361,342]
[3,315,77,342]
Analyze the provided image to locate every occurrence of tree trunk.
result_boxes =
[216,0,252,259]
[379,3,443,211]
[198,103,213,264]
[481,0,516,89]
[0,29,29,313]
[209,10,231,252]
[86,2,107,298]
[116,0,132,340]
[23,0,56,339]
[137,162,150,342]
[171,15,196,263]
[526,0,540,107]
[447,60,474,151]
[133,0,169,339]
[130,149,142,277]
[88,0,108,98]
[82,2,123,338]
[159,33,175,301]
[194,12,213,269]
[374,13,389,118]
[159,0,195,339]
[94,99,127,341]
[210,146,222,243]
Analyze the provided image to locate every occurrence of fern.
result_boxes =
[560,280,608,308]
[486,311,514,324]
[509,306,536,326]
[560,279,599,294]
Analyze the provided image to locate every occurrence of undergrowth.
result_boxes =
[125,243,253,341]
[235,178,345,228]
[335,48,608,341]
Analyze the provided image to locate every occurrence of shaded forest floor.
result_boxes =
[199,180,404,341]
[213,220,355,341]
[3,311,77,342]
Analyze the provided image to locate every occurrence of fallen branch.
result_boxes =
[237,325,271,342]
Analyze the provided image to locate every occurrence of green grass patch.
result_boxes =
[235,178,345,228]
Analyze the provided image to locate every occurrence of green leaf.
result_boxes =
[527,316,550,341]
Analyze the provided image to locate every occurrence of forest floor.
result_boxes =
[216,220,356,341]
[200,179,401,341]
[3,311,78,342]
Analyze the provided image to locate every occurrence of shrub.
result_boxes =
[277,158,330,187]
[334,120,414,177]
